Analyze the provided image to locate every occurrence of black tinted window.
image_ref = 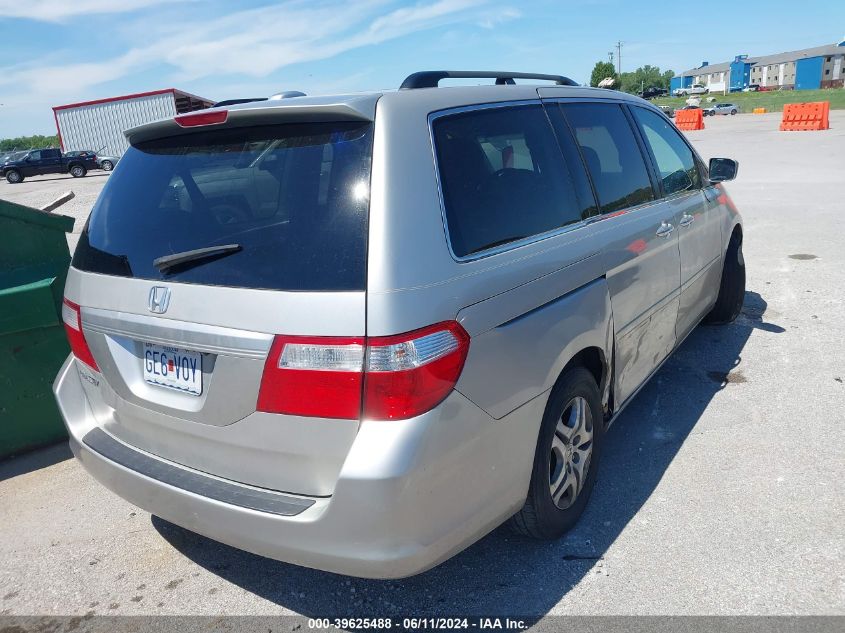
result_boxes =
[73,122,373,291]
[433,104,592,258]
[560,103,655,214]
[631,107,701,196]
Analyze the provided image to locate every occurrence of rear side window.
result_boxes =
[73,122,373,291]
[631,107,701,196]
[560,103,655,214]
[433,104,593,258]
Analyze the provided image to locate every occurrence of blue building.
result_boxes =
[671,41,845,94]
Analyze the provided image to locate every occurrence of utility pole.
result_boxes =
[616,40,623,76]
[608,51,614,66]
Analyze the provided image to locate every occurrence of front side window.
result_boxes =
[432,104,592,258]
[631,106,701,196]
[560,103,655,214]
[28,151,41,161]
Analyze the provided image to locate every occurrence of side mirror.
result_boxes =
[709,157,738,183]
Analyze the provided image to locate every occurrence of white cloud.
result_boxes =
[0,0,184,22]
[1,0,521,98]
[477,6,521,29]
[0,52,144,96]
[0,0,521,135]
[154,0,504,80]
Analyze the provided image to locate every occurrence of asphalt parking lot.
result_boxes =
[0,170,109,253]
[1,112,843,618]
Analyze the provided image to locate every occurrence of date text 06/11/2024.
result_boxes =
[307,618,529,630]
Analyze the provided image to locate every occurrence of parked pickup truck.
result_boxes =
[638,86,668,100]
[674,83,709,97]
[1,148,96,184]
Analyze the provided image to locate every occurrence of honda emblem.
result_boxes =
[148,287,171,314]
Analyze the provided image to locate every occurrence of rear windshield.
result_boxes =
[73,122,373,291]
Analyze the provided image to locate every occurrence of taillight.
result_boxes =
[174,110,228,127]
[61,298,99,371]
[257,336,365,420]
[256,322,470,421]
[364,322,470,420]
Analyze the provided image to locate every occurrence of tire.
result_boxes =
[731,109,737,115]
[100,160,113,171]
[70,165,86,178]
[510,367,604,539]
[5,169,22,184]
[705,231,745,324]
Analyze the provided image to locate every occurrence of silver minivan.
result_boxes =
[54,71,744,579]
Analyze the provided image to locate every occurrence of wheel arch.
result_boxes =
[546,280,615,421]
[556,346,608,406]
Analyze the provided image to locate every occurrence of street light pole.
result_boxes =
[616,41,623,76]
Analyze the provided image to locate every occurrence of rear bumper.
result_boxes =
[54,355,543,578]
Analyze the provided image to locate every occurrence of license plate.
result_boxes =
[143,343,202,395]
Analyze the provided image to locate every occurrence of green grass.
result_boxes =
[652,88,845,112]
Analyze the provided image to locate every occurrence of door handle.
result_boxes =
[655,222,675,238]
[679,214,695,227]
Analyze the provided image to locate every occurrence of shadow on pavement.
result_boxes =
[0,441,72,482]
[153,290,780,618]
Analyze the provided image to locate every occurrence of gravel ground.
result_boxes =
[1,112,843,618]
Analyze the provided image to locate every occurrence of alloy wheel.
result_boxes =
[549,396,594,510]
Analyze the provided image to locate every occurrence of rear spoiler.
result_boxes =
[124,94,380,146]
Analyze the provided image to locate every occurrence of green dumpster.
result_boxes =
[0,197,75,458]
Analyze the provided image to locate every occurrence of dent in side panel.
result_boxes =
[456,278,613,420]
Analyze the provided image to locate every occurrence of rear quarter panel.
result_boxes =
[457,274,613,419]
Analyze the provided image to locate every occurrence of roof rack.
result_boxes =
[400,70,579,90]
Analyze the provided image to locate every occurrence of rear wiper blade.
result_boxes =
[153,244,242,272]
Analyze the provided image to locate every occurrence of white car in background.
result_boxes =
[674,83,709,96]
[704,103,740,116]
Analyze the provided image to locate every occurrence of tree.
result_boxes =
[617,65,674,94]
[0,134,60,152]
[590,61,617,88]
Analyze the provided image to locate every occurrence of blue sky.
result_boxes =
[1,0,843,138]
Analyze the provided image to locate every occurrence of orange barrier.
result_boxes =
[780,101,830,131]
[675,108,704,131]
[753,107,767,114]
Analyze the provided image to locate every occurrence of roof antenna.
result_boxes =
[269,91,307,100]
